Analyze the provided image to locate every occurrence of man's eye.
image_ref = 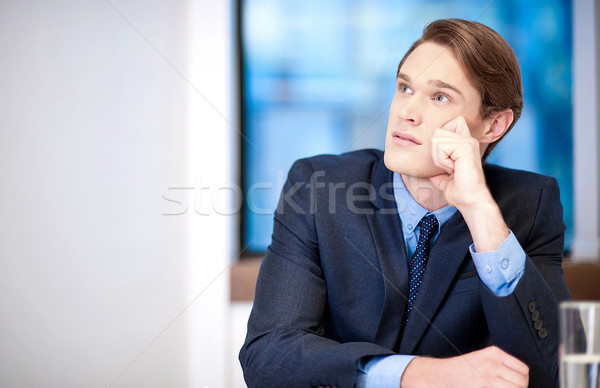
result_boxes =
[434,94,450,102]
[400,84,413,94]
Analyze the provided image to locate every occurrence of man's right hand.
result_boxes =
[400,346,529,387]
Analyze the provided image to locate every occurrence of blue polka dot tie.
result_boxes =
[405,214,439,323]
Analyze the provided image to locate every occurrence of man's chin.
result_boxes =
[383,150,395,171]
[383,151,444,179]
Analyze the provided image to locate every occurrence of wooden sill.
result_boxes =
[563,261,600,300]
[230,258,600,302]
[230,257,263,301]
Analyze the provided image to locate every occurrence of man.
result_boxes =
[240,18,570,388]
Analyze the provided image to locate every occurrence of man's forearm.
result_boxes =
[458,193,509,253]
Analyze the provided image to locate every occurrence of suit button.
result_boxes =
[534,319,543,330]
[528,301,536,313]
[531,310,540,321]
[538,327,548,339]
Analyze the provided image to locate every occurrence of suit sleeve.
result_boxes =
[239,159,394,388]
[480,176,570,388]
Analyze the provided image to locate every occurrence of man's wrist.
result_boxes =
[458,195,509,253]
[455,188,495,219]
[401,356,438,388]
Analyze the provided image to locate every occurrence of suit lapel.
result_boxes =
[365,158,410,348]
[366,210,409,348]
[398,211,473,354]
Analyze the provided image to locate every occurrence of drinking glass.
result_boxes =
[560,301,600,388]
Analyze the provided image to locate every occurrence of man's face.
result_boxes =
[384,41,489,178]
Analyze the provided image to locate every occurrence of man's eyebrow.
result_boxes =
[428,79,464,97]
[396,73,412,83]
[397,73,464,97]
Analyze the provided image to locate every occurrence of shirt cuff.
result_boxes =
[469,230,526,297]
[356,355,417,388]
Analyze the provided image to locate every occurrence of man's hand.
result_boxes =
[429,116,509,253]
[429,116,488,210]
[401,346,530,388]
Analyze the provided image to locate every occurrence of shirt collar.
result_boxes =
[392,172,457,236]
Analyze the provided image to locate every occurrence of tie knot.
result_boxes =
[418,214,439,239]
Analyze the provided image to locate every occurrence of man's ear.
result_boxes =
[481,109,514,144]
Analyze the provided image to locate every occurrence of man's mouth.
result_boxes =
[392,131,421,145]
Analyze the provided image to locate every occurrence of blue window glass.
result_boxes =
[241,0,572,253]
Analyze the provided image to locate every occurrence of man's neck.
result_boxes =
[400,173,448,212]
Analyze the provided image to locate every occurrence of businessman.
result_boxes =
[240,18,570,388]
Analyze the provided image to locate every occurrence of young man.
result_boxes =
[240,19,570,388]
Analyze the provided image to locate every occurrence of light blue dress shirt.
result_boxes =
[356,172,526,388]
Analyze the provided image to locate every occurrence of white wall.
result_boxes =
[0,1,235,386]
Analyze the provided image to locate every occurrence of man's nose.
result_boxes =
[398,95,423,126]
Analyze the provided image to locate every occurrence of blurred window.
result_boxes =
[241,0,572,253]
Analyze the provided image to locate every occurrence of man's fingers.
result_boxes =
[500,351,530,376]
[430,140,454,174]
[484,347,529,387]
[432,127,482,169]
[498,366,529,388]
[430,131,462,174]
[454,116,471,136]
[429,174,451,192]
[441,116,459,133]
[441,116,471,137]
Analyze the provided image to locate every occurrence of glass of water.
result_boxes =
[560,301,600,388]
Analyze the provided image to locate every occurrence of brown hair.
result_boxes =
[397,19,523,159]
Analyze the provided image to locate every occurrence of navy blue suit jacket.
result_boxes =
[240,149,570,388]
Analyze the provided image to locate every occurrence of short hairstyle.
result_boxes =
[397,19,523,159]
